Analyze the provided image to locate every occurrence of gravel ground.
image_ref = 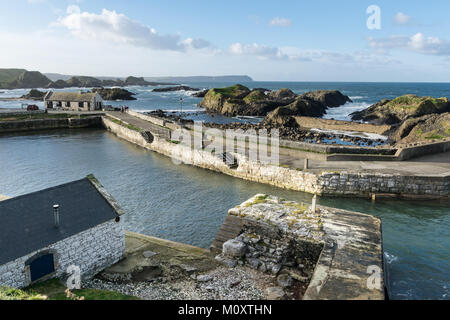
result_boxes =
[83,266,274,300]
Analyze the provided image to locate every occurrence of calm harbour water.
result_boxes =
[0,129,448,300]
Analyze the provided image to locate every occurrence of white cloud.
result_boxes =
[269,17,292,27]
[394,12,412,25]
[368,33,450,56]
[66,5,81,15]
[229,42,397,65]
[56,6,212,52]
[229,43,288,60]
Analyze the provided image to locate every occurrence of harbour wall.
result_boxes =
[102,116,450,199]
[0,116,103,134]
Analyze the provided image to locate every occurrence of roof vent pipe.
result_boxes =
[53,204,60,228]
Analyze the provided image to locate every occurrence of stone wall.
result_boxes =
[0,116,102,134]
[0,219,125,289]
[102,116,450,198]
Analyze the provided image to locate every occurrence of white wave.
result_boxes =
[349,96,367,100]
[233,115,265,120]
[384,252,398,264]
[323,102,370,121]
[159,109,204,113]
[311,128,388,141]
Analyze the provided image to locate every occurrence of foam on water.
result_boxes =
[310,128,388,141]
[323,102,371,121]
[384,252,399,264]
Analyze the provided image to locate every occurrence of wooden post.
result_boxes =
[304,158,309,170]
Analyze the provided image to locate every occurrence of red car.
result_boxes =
[27,105,39,111]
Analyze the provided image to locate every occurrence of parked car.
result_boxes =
[27,105,39,111]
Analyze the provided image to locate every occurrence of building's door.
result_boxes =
[29,254,55,282]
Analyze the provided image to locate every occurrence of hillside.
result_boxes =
[0,69,175,89]
[0,69,53,89]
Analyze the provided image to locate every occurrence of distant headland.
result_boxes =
[0,68,253,90]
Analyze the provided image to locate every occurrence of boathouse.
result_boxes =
[0,175,125,289]
[44,91,103,111]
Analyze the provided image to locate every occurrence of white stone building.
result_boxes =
[0,175,125,289]
[44,91,104,111]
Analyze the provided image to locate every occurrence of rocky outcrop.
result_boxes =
[65,76,103,88]
[351,95,450,125]
[191,89,209,98]
[394,112,450,144]
[91,88,137,101]
[20,89,47,100]
[200,84,351,119]
[263,97,332,127]
[152,85,200,92]
[299,90,352,108]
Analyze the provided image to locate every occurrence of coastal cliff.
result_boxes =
[0,69,174,89]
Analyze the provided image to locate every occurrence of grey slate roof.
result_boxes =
[0,177,121,265]
[44,91,100,102]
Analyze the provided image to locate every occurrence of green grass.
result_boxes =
[209,84,249,98]
[244,194,269,207]
[0,68,27,87]
[386,94,448,111]
[23,279,138,301]
[243,90,266,103]
[110,118,141,132]
[424,134,445,140]
[0,286,47,300]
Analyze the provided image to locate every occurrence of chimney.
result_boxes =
[53,204,60,228]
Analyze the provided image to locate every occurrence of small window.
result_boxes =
[28,253,55,282]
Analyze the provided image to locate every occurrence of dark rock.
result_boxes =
[264,286,285,300]
[192,89,209,98]
[152,85,200,92]
[200,84,351,119]
[351,95,450,125]
[21,89,47,101]
[222,239,247,258]
[299,90,352,108]
[215,254,237,268]
[277,274,294,287]
[91,88,137,101]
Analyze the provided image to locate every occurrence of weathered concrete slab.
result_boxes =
[213,195,385,300]
[303,205,384,300]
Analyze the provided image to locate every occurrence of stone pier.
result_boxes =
[212,195,385,300]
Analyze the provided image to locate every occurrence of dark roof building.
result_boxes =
[44,91,103,111]
[0,175,125,288]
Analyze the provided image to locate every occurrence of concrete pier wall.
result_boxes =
[102,116,450,198]
[0,116,102,134]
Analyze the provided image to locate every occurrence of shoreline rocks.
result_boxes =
[152,86,200,93]
[350,95,450,125]
[20,89,47,101]
[199,84,352,119]
[91,88,137,101]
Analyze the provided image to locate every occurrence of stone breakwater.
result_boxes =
[102,115,450,199]
[212,195,385,300]
[0,116,102,133]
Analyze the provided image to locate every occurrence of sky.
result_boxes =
[0,0,450,82]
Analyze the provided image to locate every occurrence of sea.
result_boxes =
[0,81,449,300]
